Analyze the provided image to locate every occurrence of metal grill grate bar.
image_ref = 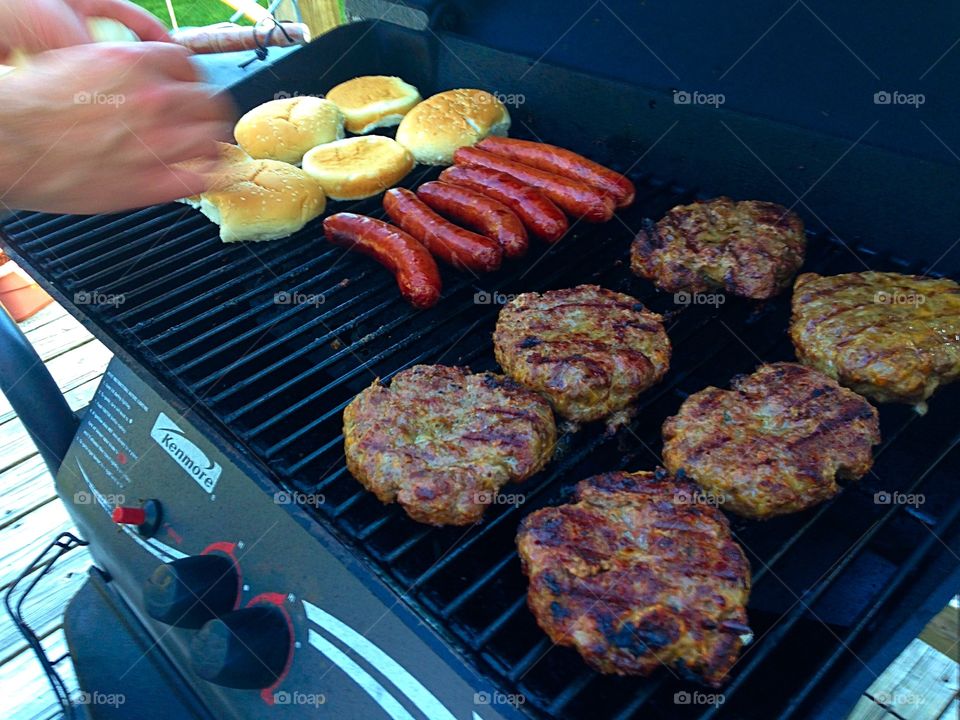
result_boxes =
[697,432,960,719]
[137,246,338,338]
[39,207,200,268]
[780,444,960,718]
[260,326,493,456]
[82,229,224,293]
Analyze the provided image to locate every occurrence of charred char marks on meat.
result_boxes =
[494,285,671,424]
[517,471,751,687]
[343,365,556,526]
[662,362,880,519]
[630,196,806,299]
[790,271,960,407]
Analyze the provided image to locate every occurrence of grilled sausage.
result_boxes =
[416,181,529,259]
[323,213,441,309]
[383,188,503,273]
[438,165,568,243]
[453,147,615,223]
[476,136,635,208]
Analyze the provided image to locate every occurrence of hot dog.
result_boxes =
[323,213,441,309]
[416,181,529,259]
[476,136,635,208]
[453,147,615,223]
[383,188,503,273]
[437,165,568,243]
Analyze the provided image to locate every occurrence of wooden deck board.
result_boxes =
[0,373,106,475]
[849,639,959,720]
[0,500,84,592]
[0,628,78,720]
[1,454,53,529]
[22,314,102,364]
[938,697,959,720]
[15,303,68,335]
[0,338,110,424]
[0,550,91,666]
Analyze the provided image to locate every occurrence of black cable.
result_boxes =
[239,18,296,69]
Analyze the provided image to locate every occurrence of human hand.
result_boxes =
[0,42,235,214]
[0,0,169,59]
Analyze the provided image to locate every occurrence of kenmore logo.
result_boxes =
[150,412,222,493]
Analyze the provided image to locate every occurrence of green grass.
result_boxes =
[131,0,266,29]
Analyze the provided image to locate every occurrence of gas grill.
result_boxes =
[2,9,959,720]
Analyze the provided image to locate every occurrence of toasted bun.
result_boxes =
[302,136,414,200]
[177,143,253,208]
[234,96,344,164]
[325,75,421,134]
[395,89,511,166]
[198,159,326,243]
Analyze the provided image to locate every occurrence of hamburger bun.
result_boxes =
[325,75,421,134]
[87,17,139,42]
[302,136,414,200]
[234,96,344,164]
[198,159,326,243]
[178,142,253,208]
[395,89,511,165]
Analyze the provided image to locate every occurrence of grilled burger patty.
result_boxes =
[493,285,671,424]
[631,196,806,299]
[662,363,880,519]
[790,271,960,407]
[343,365,556,526]
[517,471,751,686]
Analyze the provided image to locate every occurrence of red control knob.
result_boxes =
[112,506,147,525]
[110,500,162,538]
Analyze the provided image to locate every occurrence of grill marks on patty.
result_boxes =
[517,471,751,687]
[790,272,960,406]
[494,285,671,424]
[343,365,556,526]
[630,197,806,299]
[662,363,881,519]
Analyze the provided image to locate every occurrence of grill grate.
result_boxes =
[3,161,959,719]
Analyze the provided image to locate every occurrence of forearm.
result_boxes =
[0,73,55,211]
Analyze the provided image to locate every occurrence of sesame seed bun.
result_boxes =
[198,159,326,242]
[234,96,344,165]
[326,75,421,134]
[395,89,511,165]
[302,136,414,200]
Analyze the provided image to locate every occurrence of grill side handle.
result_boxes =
[0,303,78,474]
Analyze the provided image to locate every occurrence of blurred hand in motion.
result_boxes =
[0,0,170,58]
[0,42,235,214]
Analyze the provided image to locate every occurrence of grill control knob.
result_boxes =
[112,499,162,537]
[190,606,291,689]
[143,555,238,628]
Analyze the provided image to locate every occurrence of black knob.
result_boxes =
[190,606,292,689]
[143,555,238,628]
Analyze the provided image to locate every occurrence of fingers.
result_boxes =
[134,121,235,165]
[138,83,236,124]
[103,41,200,82]
[4,0,92,55]
[138,165,215,206]
[71,0,171,42]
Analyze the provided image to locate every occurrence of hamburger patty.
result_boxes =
[517,471,751,686]
[631,197,806,299]
[662,363,880,519]
[790,271,960,407]
[343,365,556,526]
[493,285,671,424]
